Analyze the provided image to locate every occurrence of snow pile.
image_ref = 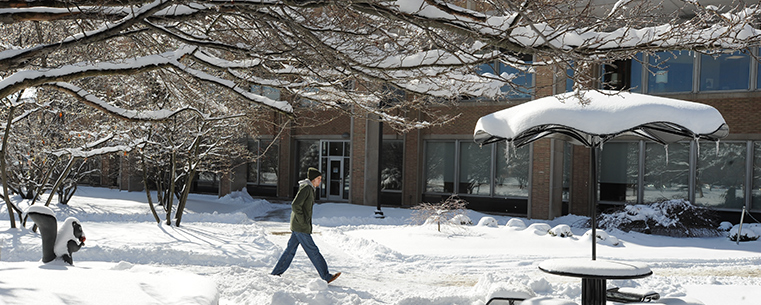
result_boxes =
[477,216,499,227]
[451,214,473,225]
[729,223,761,242]
[549,224,573,237]
[526,223,552,236]
[584,229,621,246]
[506,218,527,229]
[597,200,722,237]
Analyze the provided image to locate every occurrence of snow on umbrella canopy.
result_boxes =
[473,90,728,260]
[474,90,729,148]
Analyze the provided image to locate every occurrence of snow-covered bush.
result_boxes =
[411,195,469,232]
[729,223,761,242]
[718,221,733,232]
[477,217,499,227]
[526,223,551,235]
[549,224,573,237]
[451,214,473,225]
[584,229,620,246]
[506,218,526,229]
[597,199,721,237]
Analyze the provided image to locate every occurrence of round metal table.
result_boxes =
[538,258,653,305]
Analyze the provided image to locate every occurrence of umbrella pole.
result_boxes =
[591,144,598,261]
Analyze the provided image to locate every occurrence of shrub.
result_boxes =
[597,199,721,237]
[411,195,469,232]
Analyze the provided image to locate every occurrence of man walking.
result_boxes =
[271,167,341,283]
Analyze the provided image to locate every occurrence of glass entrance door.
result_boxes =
[320,140,350,201]
[326,157,345,200]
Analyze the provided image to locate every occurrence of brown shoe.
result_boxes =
[327,272,341,283]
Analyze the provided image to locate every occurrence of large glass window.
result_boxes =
[644,142,690,202]
[700,51,750,91]
[381,140,404,191]
[648,51,694,93]
[460,142,492,195]
[695,142,746,209]
[562,142,572,201]
[495,142,530,197]
[752,142,761,211]
[296,140,320,181]
[424,141,530,197]
[425,142,455,193]
[247,139,278,185]
[599,142,639,202]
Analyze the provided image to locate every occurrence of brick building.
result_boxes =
[232,45,761,223]
[102,1,761,222]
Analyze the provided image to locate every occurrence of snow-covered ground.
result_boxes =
[1,186,760,304]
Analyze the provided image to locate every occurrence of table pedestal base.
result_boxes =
[581,278,606,305]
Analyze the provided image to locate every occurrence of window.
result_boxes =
[460,142,492,195]
[757,48,761,90]
[476,54,534,99]
[248,139,278,185]
[500,54,534,98]
[564,63,575,93]
[602,60,632,90]
[700,51,750,91]
[752,142,761,211]
[424,140,530,197]
[562,142,572,201]
[250,85,280,101]
[425,142,455,193]
[296,140,320,181]
[495,142,530,197]
[648,51,694,93]
[695,142,746,209]
[381,140,404,191]
[630,54,643,93]
[598,142,639,203]
[644,142,690,202]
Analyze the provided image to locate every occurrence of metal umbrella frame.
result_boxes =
[474,90,729,260]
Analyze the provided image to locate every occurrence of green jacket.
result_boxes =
[290,179,315,234]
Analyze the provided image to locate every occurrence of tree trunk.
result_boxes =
[1,105,17,229]
[175,136,201,227]
[140,151,161,224]
[165,150,175,226]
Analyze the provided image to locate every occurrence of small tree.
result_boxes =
[411,195,469,232]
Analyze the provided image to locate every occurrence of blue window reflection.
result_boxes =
[648,51,693,93]
[630,54,643,93]
[499,61,533,98]
[476,55,534,99]
[700,51,750,91]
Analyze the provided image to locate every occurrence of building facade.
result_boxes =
[215,48,757,223]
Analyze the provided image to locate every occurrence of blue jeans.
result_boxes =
[271,232,331,281]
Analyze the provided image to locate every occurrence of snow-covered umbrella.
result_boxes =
[473,90,728,260]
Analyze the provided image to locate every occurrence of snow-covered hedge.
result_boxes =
[728,223,761,242]
[477,216,499,227]
[597,199,721,237]
[451,214,473,225]
[505,218,526,229]
[549,224,573,237]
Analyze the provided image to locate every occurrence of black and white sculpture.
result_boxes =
[24,206,86,265]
